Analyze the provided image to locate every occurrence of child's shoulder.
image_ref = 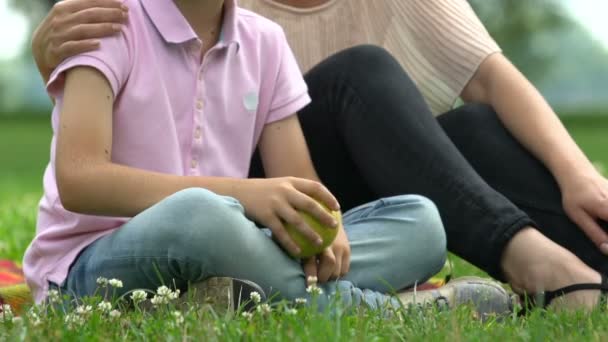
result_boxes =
[235,7,287,40]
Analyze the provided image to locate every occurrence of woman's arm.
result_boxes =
[33,0,127,83]
[258,115,351,283]
[462,53,608,253]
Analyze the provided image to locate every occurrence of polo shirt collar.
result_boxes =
[140,0,240,48]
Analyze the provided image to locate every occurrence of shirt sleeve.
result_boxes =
[264,27,311,124]
[46,29,132,101]
[385,0,501,114]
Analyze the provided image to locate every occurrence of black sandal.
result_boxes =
[519,274,608,314]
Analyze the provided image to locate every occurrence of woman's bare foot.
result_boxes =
[502,227,602,311]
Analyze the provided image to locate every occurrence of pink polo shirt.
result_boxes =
[24,0,310,303]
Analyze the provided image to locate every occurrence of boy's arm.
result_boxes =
[57,66,253,217]
[57,67,334,256]
[258,115,351,283]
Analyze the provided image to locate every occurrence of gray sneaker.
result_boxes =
[398,276,512,319]
[121,277,266,313]
[177,277,266,313]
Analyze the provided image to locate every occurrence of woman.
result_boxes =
[32,0,608,310]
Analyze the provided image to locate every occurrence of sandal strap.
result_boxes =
[544,274,608,307]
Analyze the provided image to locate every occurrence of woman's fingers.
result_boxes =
[54,0,127,15]
[61,23,122,42]
[55,40,101,62]
[570,208,608,254]
[275,204,323,246]
[65,7,128,26]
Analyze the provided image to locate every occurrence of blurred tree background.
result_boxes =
[1,0,608,114]
[469,0,608,112]
[469,0,571,82]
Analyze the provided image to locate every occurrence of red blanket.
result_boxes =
[0,260,32,314]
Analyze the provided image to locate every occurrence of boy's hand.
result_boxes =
[303,224,351,284]
[33,0,128,82]
[238,177,340,256]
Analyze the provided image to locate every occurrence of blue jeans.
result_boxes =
[60,188,446,310]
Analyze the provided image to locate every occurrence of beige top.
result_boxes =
[239,0,501,115]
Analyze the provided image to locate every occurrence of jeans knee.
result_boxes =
[148,188,245,250]
[412,195,446,244]
[416,196,447,270]
[392,194,447,270]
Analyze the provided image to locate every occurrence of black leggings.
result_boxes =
[249,45,607,280]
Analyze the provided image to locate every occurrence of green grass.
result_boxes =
[1,114,607,340]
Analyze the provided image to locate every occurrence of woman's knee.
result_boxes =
[320,45,408,82]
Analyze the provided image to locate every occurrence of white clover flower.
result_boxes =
[96,277,109,286]
[65,313,85,329]
[130,290,148,304]
[250,291,261,304]
[11,316,23,325]
[285,308,298,315]
[306,284,323,295]
[256,303,271,314]
[157,286,172,297]
[1,304,13,322]
[47,289,60,304]
[108,279,123,288]
[97,301,112,313]
[172,311,184,325]
[151,286,179,305]
[295,298,307,305]
[109,310,121,319]
[241,311,253,320]
[150,295,169,306]
[27,310,42,327]
[75,305,93,318]
[169,289,180,300]
[307,276,318,285]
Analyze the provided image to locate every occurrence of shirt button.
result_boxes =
[191,159,198,168]
[194,127,202,139]
[196,100,203,110]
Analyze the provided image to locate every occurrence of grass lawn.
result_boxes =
[1,114,607,340]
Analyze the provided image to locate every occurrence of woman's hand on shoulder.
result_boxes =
[237,177,340,257]
[33,0,128,83]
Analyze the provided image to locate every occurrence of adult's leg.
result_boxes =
[438,103,608,276]
[285,45,602,308]
[291,45,531,279]
[61,188,447,310]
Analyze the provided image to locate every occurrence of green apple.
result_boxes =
[284,201,341,258]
